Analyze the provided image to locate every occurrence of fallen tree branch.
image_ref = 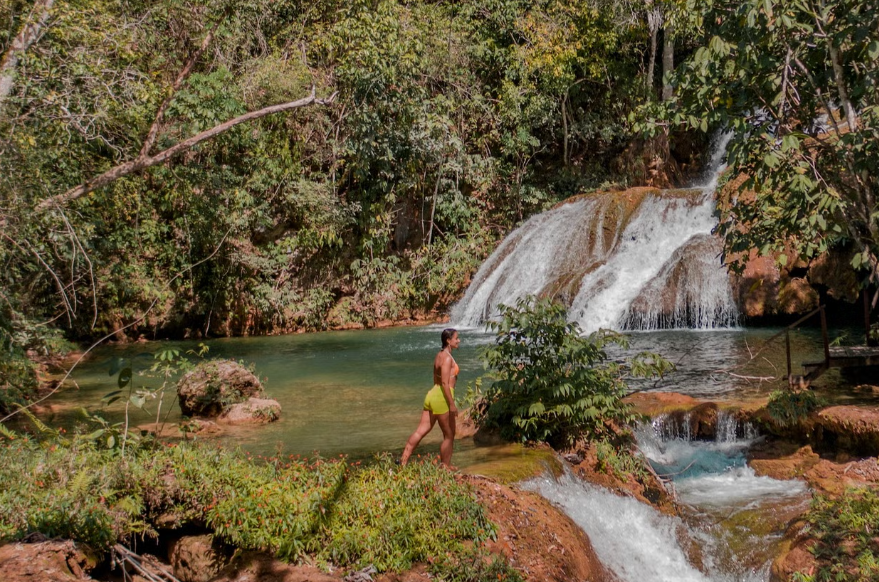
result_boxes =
[112,544,182,582]
[37,87,337,211]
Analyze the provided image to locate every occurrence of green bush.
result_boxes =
[0,431,516,580]
[477,296,670,447]
[318,455,495,572]
[793,487,879,582]
[766,389,823,428]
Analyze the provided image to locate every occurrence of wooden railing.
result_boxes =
[759,305,828,380]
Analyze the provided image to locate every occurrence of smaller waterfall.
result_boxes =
[649,410,758,447]
[527,414,808,582]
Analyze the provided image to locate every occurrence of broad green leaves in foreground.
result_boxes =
[475,296,672,447]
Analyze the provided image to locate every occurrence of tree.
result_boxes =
[659,0,879,305]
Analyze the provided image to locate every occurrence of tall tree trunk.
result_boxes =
[0,0,55,106]
[561,95,569,167]
[661,25,674,102]
[828,42,858,131]
[646,9,662,94]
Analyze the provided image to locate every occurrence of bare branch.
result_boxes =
[139,20,221,158]
[36,87,337,211]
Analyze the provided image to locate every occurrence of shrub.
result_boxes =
[766,389,823,428]
[318,455,495,571]
[477,296,671,447]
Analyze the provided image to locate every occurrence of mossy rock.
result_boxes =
[177,360,264,417]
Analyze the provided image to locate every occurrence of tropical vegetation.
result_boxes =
[474,296,673,447]
[0,426,519,580]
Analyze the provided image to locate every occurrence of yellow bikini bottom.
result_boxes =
[423,384,455,415]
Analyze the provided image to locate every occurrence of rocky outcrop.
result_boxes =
[176,360,280,425]
[177,360,265,417]
[0,540,97,581]
[730,245,859,319]
[465,475,616,582]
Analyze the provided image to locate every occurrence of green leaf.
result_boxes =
[118,368,132,388]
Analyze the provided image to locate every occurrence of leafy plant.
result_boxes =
[477,295,672,447]
[796,487,879,582]
[594,437,651,482]
[766,389,824,428]
[0,432,516,580]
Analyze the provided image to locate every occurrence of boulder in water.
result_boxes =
[218,397,281,425]
[177,360,264,417]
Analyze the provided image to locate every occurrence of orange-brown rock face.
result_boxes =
[729,242,860,318]
[465,475,617,582]
[0,540,97,582]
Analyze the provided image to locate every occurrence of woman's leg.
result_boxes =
[401,410,436,465]
[436,412,456,467]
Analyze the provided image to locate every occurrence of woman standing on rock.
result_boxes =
[400,328,460,467]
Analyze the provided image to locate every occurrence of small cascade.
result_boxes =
[526,416,807,582]
[649,410,758,446]
[451,134,739,333]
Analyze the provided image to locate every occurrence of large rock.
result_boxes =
[218,397,281,425]
[177,360,264,417]
[169,535,229,582]
[0,540,97,581]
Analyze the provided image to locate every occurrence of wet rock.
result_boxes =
[0,540,98,581]
[218,397,281,425]
[169,535,229,582]
[770,528,818,582]
[624,391,702,417]
[177,360,264,417]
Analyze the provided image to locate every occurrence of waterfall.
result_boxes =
[526,415,808,582]
[451,134,739,333]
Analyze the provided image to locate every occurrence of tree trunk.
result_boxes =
[562,95,569,167]
[661,26,674,102]
[646,9,662,94]
[828,42,858,131]
[0,0,56,105]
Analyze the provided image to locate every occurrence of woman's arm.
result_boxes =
[440,354,457,414]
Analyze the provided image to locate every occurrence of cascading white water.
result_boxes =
[526,415,809,582]
[451,133,739,333]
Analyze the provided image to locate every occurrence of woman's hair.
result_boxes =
[441,328,457,348]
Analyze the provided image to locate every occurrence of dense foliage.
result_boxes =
[1,0,674,356]
[475,296,672,447]
[653,0,879,299]
[0,429,517,579]
[794,487,879,582]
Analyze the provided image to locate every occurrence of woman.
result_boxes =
[400,328,460,467]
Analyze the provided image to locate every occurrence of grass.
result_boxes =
[0,429,520,581]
